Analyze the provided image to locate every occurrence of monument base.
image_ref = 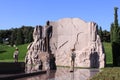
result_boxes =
[0,62,25,74]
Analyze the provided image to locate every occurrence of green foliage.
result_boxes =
[111,7,119,43]
[114,7,119,26]
[10,29,17,46]
[111,25,120,43]
[16,29,24,45]
[98,27,110,42]
[21,26,34,43]
[110,23,114,42]
[102,30,110,42]
[110,7,120,66]
[0,44,28,61]
[0,26,34,46]
[0,30,12,44]
[98,27,103,42]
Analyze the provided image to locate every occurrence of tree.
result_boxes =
[0,30,4,43]
[0,26,34,45]
[0,30,12,44]
[21,26,34,43]
[10,29,17,46]
[16,29,24,45]
[110,7,120,66]
[98,26,103,42]
[102,30,110,42]
[28,31,33,43]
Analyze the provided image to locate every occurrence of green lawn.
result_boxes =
[0,44,28,62]
[103,42,113,64]
[0,42,112,63]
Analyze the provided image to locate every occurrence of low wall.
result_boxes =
[0,62,25,73]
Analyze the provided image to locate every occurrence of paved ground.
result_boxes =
[16,67,99,80]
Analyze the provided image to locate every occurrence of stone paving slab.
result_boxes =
[17,67,99,80]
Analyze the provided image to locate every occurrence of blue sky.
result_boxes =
[0,0,120,31]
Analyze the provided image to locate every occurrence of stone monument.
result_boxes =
[25,18,105,71]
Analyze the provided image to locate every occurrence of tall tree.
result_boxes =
[0,30,12,44]
[111,7,120,66]
[10,29,17,46]
[21,26,34,43]
[28,31,33,43]
[102,30,110,42]
[98,26,103,42]
[16,29,24,45]
[114,7,119,27]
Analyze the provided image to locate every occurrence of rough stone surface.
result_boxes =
[50,18,105,68]
[25,18,105,69]
[25,24,56,72]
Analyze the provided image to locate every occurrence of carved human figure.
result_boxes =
[70,49,76,72]
[42,21,52,52]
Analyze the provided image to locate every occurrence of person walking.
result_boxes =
[70,48,76,72]
[13,48,19,62]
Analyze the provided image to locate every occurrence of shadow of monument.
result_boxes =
[46,21,57,70]
[90,51,99,68]
[50,54,57,70]
[112,42,120,67]
[0,50,6,54]
[106,63,113,67]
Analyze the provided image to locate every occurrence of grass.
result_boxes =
[90,67,120,80]
[103,42,113,64]
[0,44,28,62]
[0,42,113,63]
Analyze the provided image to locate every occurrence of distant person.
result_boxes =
[13,48,19,62]
[70,48,76,72]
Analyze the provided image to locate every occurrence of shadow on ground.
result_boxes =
[106,63,113,67]
[0,50,6,54]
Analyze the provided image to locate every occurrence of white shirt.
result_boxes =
[14,50,19,56]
